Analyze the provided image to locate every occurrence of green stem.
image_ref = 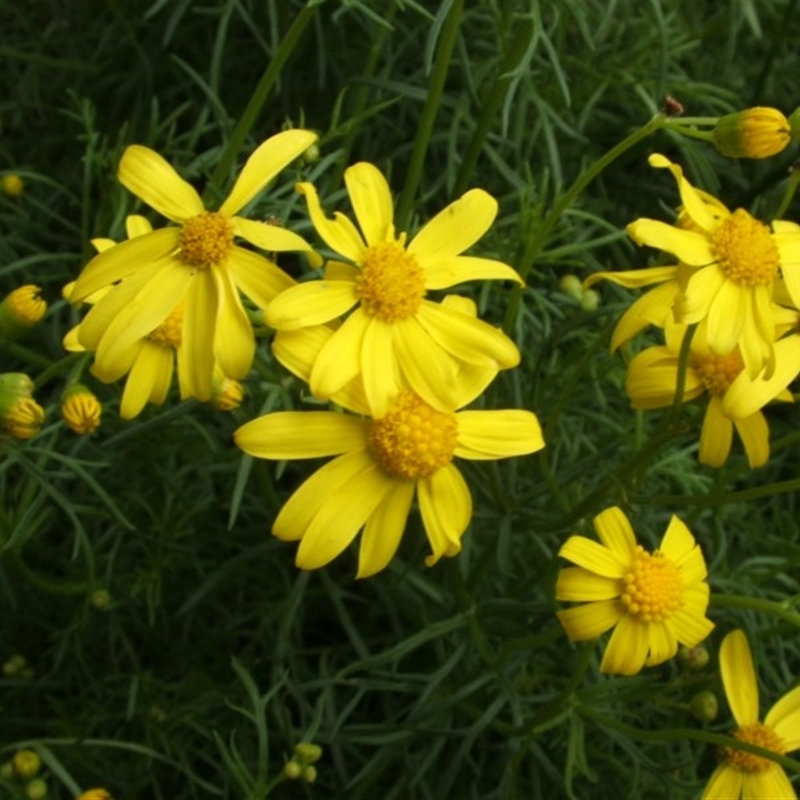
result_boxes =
[712,593,800,629]
[518,114,667,280]
[774,165,800,220]
[32,353,87,392]
[640,477,800,507]
[395,0,464,231]
[201,1,319,206]
[668,323,696,423]
[1,341,55,372]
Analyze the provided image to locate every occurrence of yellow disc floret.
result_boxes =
[712,209,780,287]
[724,723,786,773]
[691,350,744,396]
[620,546,683,622]
[355,242,427,321]
[147,301,184,348]
[178,212,234,267]
[369,390,458,480]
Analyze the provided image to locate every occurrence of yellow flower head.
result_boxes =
[712,107,792,159]
[1,174,24,196]
[0,285,46,337]
[3,397,44,440]
[235,322,543,578]
[702,630,800,799]
[61,385,101,435]
[68,130,317,401]
[264,162,523,416]
[77,790,114,800]
[555,506,713,676]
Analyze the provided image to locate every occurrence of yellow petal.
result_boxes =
[227,247,296,311]
[667,603,714,649]
[360,316,403,418]
[309,309,371,404]
[558,536,627,578]
[272,326,331,384]
[211,266,255,380]
[219,129,318,217]
[592,506,637,562]
[120,343,173,419]
[648,153,720,234]
[699,397,733,468]
[418,463,472,566]
[234,411,368,459]
[733,412,770,469]
[706,280,746,355]
[273,449,373,541]
[454,410,544,459]
[701,765,743,800]
[125,214,153,238]
[742,765,796,800]
[681,266,727,324]
[90,340,140,384]
[780,259,800,310]
[408,189,497,260]
[231,217,312,253]
[295,461,393,571]
[721,629,760,726]
[344,162,394,246]
[325,260,358,281]
[357,481,416,579]
[556,599,622,641]
[767,685,800,742]
[177,270,216,401]
[421,255,523,289]
[296,181,366,262]
[627,219,714,266]
[584,266,678,290]
[264,280,359,330]
[118,145,204,222]
[71,228,180,301]
[610,280,681,352]
[600,614,648,676]
[643,621,678,667]
[659,515,697,565]
[555,567,620,602]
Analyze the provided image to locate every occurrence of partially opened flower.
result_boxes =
[235,313,543,578]
[264,162,522,415]
[702,629,800,799]
[69,130,317,400]
[556,506,713,676]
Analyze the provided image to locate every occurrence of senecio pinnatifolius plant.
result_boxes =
[6,4,800,798]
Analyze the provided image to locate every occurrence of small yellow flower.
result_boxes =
[1,174,24,196]
[265,162,522,415]
[77,790,114,800]
[61,385,101,434]
[713,107,792,159]
[555,506,713,676]
[702,630,800,799]
[0,285,46,337]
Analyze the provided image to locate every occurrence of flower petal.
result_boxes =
[584,266,679,290]
[231,217,313,254]
[701,765,743,800]
[721,629,760,726]
[344,162,394,246]
[357,480,416,579]
[227,247,296,311]
[309,309,371,403]
[361,317,403,417]
[296,180,366,262]
[648,153,720,234]
[627,219,714,266]
[264,280,358,330]
[610,280,681,352]
[699,397,733,468]
[706,280,746,355]
[418,463,472,566]
[600,614,648,676]
[211,266,255,380]
[120,343,173,419]
[421,255,523,289]
[235,411,369,459]
[555,567,620,602]
[668,602,714,649]
[177,270,217,400]
[593,507,637,563]
[659,515,699,566]
[556,599,623,641]
[454,410,544,459]
[742,765,796,800]
[118,145,204,222]
[558,535,627,578]
[767,684,800,744]
[219,129,318,217]
[643,621,678,667]
[733,412,770,469]
[681,266,727,324]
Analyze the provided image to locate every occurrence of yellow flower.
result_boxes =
[235,321,543,578]
[702,629,800,799]
[626,318,792,468]
[712,107,792,159]
[68,130,317,400]
[264,162,523,415]
[1,174,23,196]
[77,790,113,800]
[61,385,101,434]
[623,153,800,378]
[555,506,713,676]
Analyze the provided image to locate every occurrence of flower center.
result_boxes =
[368,390,458,480]
[724,723,786,773]
[690,350,744,396]
[355,242,426,321]
[712,209,780,287]
[147,302,184,348]
[178,212,234,268]
[619,546,682,622]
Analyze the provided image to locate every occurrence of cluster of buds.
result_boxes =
[558,274,600,312]
[2,653,33,679]
[0,750,47,799]
[283,742,322,784]
[0,373,44,440]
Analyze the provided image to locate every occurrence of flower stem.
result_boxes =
[712,593,800,629]
[395,0,464,232]
[773,164,800,220]
[202,1,320,206]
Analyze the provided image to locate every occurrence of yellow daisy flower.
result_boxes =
[264,162,523,415]
[702,629,800,800]
[235,316,544,578]
[69,129,317,400]
[555,506,713,676]
[625,318,792,468]
[624,153,800,377]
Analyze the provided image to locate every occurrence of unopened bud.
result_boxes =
[283,760,302,780]
[3,654,27,676]
[713,107,791,159]
[25,778,48,800]
[90,588,112,611]
[301,765,317,784]
[13,750,41,779]
[1,174,24,197]
[294,742,322,764]
[4,397,44,440]
[580,288,600,312]
[61,385,101,435]
[558,275,584,302]
[211,374,244,412]
[0,286,46,338]
[678,644,710,671]
[690,690,719,722]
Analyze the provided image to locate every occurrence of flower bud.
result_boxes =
[0,286,46,338]
[1,174,24,197]
[210,373,244,412]
[3,398,45,440]
[690,690,719,722]
[13,750,41,779]
[712,107,791,159]
[61,385,101,435]
[678,644,710,671]
[77,790,113,800]
[558,275,584,303]
[90,588,112,610]
[283,760,302,780]
[0,761,14,780]
[3,654,27,676]
[580,288,600,312]
[301,765,317,784]
[293,742,323,764]
[25,778,48,800]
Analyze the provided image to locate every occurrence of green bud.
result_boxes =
[580,288,600,312]
[690,690,719,722]
[558,275,583,302]
[13,750,41,779]
[293,742,323,764]
[2,654,27,676]
[0,761,15,780]
[302,765,317,784]
[283,759,302,779]
[25,778,48,800]
[678,644,710,671]
[90,588,112,611]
